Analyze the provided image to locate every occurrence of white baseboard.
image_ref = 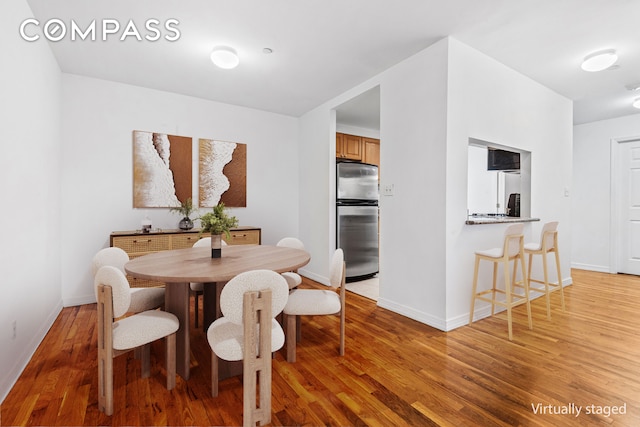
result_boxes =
[63,293,96,307]
[571,263,612,273]
[0,300,63,404]
[298,269,329,286]
[355,276,574,333]
[377,297,448,331]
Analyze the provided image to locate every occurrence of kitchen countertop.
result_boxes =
[465,215,540,225]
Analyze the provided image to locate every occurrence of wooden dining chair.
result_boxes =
[206,270,289,427]
[282,248,346,362]
[94,266,179,416]
[92,247,164,313]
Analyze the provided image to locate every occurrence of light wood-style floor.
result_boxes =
[2,269,639,426]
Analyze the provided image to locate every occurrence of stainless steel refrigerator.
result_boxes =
[336,162,379,281]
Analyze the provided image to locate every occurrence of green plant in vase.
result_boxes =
[170,197,197,231]
[198,203,239,258]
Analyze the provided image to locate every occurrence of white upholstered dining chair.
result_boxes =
[94,266,179,416]
[282,248,346,362]
[91,247,164,313]
[276,237,306,290]
[206,269,289,426]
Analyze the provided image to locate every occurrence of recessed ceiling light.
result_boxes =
[263,47,273,54]
[210,46,239,69]
[581,49,618,72]
[633,98,640,109]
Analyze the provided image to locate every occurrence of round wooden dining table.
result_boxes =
[125,244,310,380]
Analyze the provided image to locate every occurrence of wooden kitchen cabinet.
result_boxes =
[336,132,363,161]
[362,137,380,167]
[336,132,380,166]
[110,226,261,287]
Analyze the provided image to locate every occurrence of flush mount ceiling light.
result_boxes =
[633,98,640,109]
[581,49,618,72]
[210,46,239,69]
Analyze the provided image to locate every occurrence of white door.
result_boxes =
[618,139,640,275]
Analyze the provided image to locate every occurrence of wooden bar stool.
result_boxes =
[524,221,565,319]
[469,223,532,340]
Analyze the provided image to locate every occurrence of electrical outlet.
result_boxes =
[12,320,17,339]
[382,183,394,196]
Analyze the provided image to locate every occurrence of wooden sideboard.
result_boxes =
[110,226,261,287]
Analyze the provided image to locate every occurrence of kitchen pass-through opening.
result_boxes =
[467,137,531,219]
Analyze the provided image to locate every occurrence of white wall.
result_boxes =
[299,37,574,332]
[446,38,573,329]
[299,39,450,323]
[376,40,450,326]
[60,74,300,306]
[336,124,380,140]
[0,0,63,402]
[573,113,640,272]
[296,108,334,282]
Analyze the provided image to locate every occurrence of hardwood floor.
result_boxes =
[2,269,640,426]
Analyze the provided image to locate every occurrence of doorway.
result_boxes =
[334,86,380,301]
[612,137,640,275]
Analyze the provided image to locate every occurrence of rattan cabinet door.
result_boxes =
[171,233,203,249]
[112,235,170,256]
[225,229,260,245]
